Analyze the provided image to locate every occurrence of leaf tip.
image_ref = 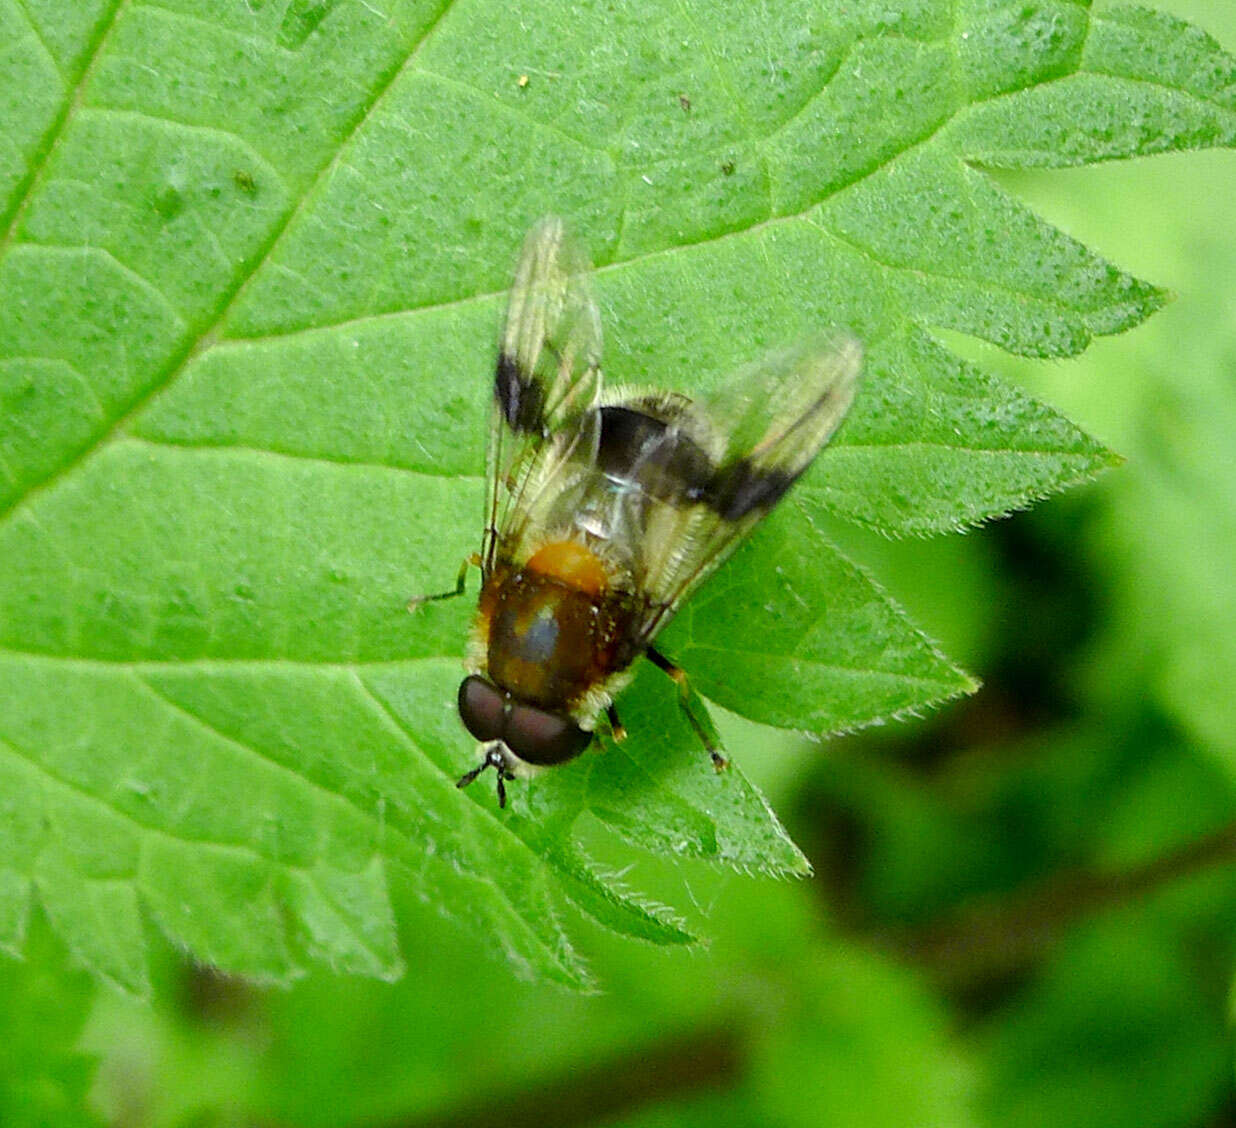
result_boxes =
[786,852,814,880]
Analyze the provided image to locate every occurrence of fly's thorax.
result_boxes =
[476,546,640,712]
[488,570,601,707]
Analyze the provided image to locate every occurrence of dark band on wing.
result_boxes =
[495,352,544,433]
[596,404,798,519]
[702,457,797,520]
[597,406,713,502]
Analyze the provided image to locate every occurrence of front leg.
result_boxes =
[407,553,482,612]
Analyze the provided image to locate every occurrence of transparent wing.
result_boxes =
[484,217,603,571]
[576,335,862,645]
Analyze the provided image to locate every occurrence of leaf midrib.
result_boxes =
[682,641,963,687]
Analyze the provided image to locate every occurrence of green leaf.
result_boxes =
[660,505,976,731]
[0,0,1231,988]
[0,912,103,1128]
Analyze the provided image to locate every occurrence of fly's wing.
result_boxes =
[484,217,603,571]
[620,335,862,644]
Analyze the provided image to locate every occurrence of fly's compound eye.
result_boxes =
[458,676,506,743]
[505,702,592,766]
[457,676,591,767]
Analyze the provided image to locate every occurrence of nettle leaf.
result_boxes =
[0,1,1231,989]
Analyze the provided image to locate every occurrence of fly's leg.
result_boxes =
[407,553,482,612]
[645,646,729,771]
[606,703,627,743]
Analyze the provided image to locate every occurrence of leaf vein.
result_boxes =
[133,2,297,59]
[0,729,292,871]
[808,217,1119,324]
[11,243,187,328]
[136,677,424,862]
[0,650,456,671]
[0,0,460,524]
[85,106,293,187]
[835,440,1098,458]
[220,44,1151,353]
[682,644,962,687]
[0,0,126,253]
[124,434,482,481]
[11,0,66,84]
[414,70,614,155]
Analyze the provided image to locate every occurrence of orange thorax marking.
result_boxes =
[525,540,609,596]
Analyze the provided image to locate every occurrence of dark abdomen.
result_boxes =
[483,564,634,710]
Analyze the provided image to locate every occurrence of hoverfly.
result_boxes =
[412,218,860,807]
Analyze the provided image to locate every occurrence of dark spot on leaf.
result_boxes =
[278,0,338,50]
[153,186,184,221]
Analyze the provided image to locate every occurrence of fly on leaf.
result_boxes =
[411,218,860,807]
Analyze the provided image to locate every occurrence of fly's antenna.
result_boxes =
[456,745,517,808]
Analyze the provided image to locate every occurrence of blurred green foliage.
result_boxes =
[4,1,1236,1126]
